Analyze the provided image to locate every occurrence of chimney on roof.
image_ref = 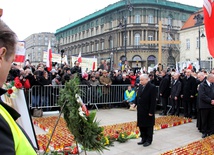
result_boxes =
[193,14,204,26]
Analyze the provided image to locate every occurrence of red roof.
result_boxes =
[181,9,203,30]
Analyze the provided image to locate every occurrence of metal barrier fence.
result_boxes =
[28,84,188,113]
[28,85,131,110]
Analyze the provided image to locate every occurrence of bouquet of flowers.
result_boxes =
[3,80,23,98]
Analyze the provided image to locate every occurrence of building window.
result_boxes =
[148,35,153,41]
[110,39,113,48]
[148,15,153,24]
[87,45,89,52]
[134,33,141,46]
[45,37,48,40]
[91,29,94,36]
[96,43,99,51]
[91,44,94,52]
[101,42,104,50]
[147,55,157,67]
[135,14,140,23]
[101,25,104,33]
[196,37,199,49]
[109,21,113,29]
[96,27,99,35]
[186,39,190,50]
[168,16,172,26]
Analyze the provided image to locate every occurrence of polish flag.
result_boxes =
[46,41,52,72]
[204,0,214,57]
[92,56,96,71]
[77,51,82,63]
[14,41,26,62]
[187,64,193,70]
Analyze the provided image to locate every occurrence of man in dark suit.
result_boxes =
[170,73,181,116]
[159,70,171,115]
[135,74,157,147]
[181,69,197,118]
[198,74,214,138]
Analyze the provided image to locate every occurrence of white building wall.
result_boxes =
[179,26,213,71]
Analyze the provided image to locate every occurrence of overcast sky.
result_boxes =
[0,0,203,40]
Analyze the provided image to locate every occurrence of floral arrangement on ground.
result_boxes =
[33,115,192,154]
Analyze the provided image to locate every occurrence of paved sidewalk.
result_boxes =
[34,108,202,155]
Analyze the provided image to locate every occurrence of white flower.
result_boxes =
[12,86,18,93]
[10,93,17,99]
[78,106,86,120]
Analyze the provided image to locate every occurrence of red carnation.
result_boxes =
[15,82,22,89]
[7,89,13,95]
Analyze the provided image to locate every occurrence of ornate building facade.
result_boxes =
[55,0,199,70]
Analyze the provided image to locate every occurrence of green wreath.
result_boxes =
[58,76,106,154]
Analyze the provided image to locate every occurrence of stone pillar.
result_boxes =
[127,30,130,46]
[131,30,133,46]
[142,30,144,40]
[145,30,148,40]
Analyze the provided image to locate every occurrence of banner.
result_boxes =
[43,51,68,64]
[14,41,26,62]
[71,56,97,72]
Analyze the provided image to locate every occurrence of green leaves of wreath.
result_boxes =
[58,75,106,153]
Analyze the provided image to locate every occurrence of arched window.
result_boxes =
[148,35,153,41]
[148,14,154,24]
[147,55,157,67]
[134,33,141,46]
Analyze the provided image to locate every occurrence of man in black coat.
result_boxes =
[170,73,181,116]
[181,69,197,118]
[198,74,214,138]
[159,70,171,115]
[135,74,157,147]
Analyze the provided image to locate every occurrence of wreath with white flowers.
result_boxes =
[57,75,106,154]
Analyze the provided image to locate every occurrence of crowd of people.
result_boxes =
[7,53,214,141]
[1,14,214,155]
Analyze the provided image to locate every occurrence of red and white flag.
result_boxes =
[14,41,26,62]
[77,51,82,63]
[92,56,96,71]
[46,41,52,72]
[204,0,214,57]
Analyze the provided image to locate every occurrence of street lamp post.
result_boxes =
[110,52,113,71]
[61,49,64,68]
[194,14,205,71]
[118,1,133,62]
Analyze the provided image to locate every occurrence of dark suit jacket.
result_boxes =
[170,80,181,99]
[159,74,170,98]
[181,75,197,101]
[136,82,157,127]
[198,80,214,109]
